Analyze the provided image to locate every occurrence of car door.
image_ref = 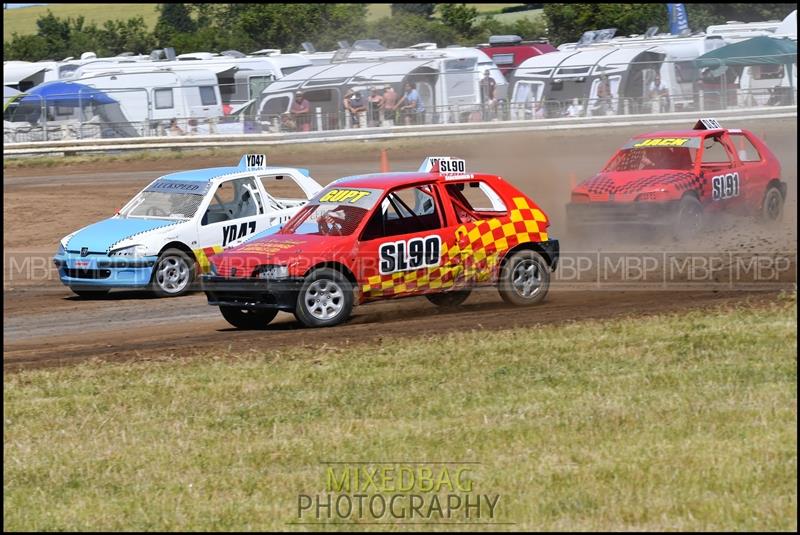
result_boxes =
[357,183,461,300]
[195,176,266,266]
[699,134,746,213]
[727,131,770,211]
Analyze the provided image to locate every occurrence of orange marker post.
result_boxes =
[380,148,390,172]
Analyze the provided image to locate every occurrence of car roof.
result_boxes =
[632,129,725,139]
[159,165,305,183]
[331,171,498,189]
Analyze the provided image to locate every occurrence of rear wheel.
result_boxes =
[294,268,353,328]
[761,184,784,223]
[498,250,550,306]
[219,306,278,329]
[69,287,110,298]
[672,195,703,240]
[151,248,195,297]
[426,289,471,308]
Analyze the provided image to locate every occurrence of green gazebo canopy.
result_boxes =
[695,36,797,68]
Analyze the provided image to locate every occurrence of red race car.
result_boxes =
[202,157,559,328]
[566,119,785,239]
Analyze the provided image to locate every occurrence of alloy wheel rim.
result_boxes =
[511,259,542,298]
[304,279,344,320]
[156,255,190,294]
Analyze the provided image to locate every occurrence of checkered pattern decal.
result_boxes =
[360,197,548,299]
[583,172,702,196]
[193,245,224,273]
[584,172,702,195]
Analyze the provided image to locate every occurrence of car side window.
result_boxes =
[361,184,442,240]
[700,136,733,170]
[445,182,507,223]
[202,177,263,225]
[728,133,762,162]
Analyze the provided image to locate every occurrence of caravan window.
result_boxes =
[248,76,274,100]
[752,64,784,80]
[675,61,698,83]
[154,88,174,109]
[491,53,515,66]
[281,66,306,76]
[199,86,218,106]
[261,96,290,118]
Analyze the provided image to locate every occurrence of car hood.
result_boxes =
[575,170,699,197]
[212,233,352,277]
[63,217,182,254]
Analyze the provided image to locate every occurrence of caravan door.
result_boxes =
[588,75,621,116]
[511,81,545,119]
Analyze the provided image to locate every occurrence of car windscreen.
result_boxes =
[603,146,698,172]
[280,186,383,236]
[123,191,204,220]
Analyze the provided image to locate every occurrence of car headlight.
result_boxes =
[256,265,290,280]
[109,245,148,257]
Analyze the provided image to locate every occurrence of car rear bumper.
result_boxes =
[566,201,680,228]
[202,275,304,310]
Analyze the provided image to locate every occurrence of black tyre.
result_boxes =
[426,289,471,308]
[69,287,110,298]
[294,268,354,328]
[219,306,278,329]
[761,185,784,223]
[498,250,550,306]
[151,248,195,297]
[672,195,703,240]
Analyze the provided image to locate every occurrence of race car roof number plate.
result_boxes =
[240,154,267,170]
[418,156,467,175]
[694,118,722,130]
[145,179,210,196]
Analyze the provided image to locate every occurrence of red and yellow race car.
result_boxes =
[566,119,785,239]
[202,157,559,328]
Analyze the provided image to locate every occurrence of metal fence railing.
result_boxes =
[4,70,797,143]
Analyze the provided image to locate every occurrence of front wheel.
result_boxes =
[70,287,110,298]
[761,185,784,223]
[151,248,195,297]
[672,195,703,240]
[498,250,550,306]
[294,268,353,328]
[219,306,278,329]
[426,289,471,308]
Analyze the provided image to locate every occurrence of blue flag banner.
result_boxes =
[667,3,690,35]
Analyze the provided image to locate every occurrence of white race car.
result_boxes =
[53,154,323,297]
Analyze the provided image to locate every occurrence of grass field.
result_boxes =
[3,4,527,42]
[4,296,796,530]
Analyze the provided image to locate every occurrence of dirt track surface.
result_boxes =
[4,117,797,370]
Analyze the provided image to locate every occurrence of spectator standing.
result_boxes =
[479,70,497,121]
[168,118,184,136]
[532,100,546,119]
[397,81,425,125]
[594,74,612,116]
[290,91,311,131]
[647,72,669,113]
[382,85,398,125]
[368,87,384,127]
[566,99,583,117]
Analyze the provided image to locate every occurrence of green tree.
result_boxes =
[391,4,436,19]
[543,4,665,46]
[438,3,480,39]
[154,3,196,44]
[366,13,457,48]
[684,4,795,33]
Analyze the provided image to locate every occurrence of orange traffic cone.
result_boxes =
[380,148,390,172]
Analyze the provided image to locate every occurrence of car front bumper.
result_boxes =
[53,253,158,288]
[202,275,305,310]
[566,201,680,228]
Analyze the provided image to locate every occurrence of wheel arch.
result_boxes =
[158,241,196,261]
[499,241,555,272]
[766,178,787,198]
[304,261,358,286]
